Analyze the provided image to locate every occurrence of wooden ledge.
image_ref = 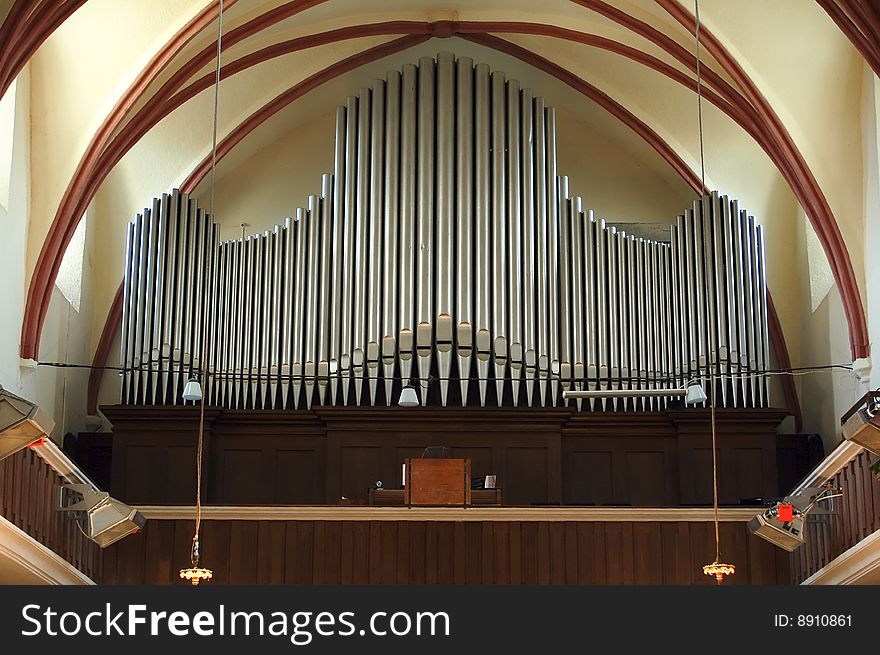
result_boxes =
[137,505,762,522]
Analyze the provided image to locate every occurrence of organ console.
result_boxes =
[119,52,769,412]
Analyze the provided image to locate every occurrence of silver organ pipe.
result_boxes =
[455,57,474,407]
[546,108,560,405]
[473,63,491,407]
[329,106,346,405]
[318,176,334,405]
[306,195,321,408]
[507,80,523,407]
[242,234,254,408]
[436,51,454,407]
[521,89,536,408]
[353,87,371,406]
[568,198,583,410]
[534,96,548,406]
[557,180,571,403]
[491,70,507,407]
[121,53,772,412]
[280,217,293,407]
[142,199,158,404]
[398,64,417,402]
[267,225,281,409]
[130,211,145,404]
[367,80,385,406]
[293,208,308,408]
[340,94,357,405]
[416,56,435,405]
[383,75,400,406]
[120,222,133,402]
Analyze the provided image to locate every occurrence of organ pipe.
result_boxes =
[121,53,771,411]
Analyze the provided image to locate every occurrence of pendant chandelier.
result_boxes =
[179,0,225,587]
[691,0,734,585]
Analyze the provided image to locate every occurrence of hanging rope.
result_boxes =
[191,0,224,573]
[710,377,720,563]
[694,0,706,193]
[692,0,734,584]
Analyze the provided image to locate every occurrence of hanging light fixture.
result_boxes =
[685,380,707,405]
[689,0,734,584]
[182,378,203,402]
[398,385,419,407]
[701,374,734,584]
[179,0,225,587]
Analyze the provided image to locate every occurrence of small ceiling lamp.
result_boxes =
[398,385,419,407]
[685,380,707,406]
[703,561,735,585]
[182,378,203,402]
[179,531,213,586]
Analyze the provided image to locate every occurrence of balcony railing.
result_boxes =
[0,444,101,582]
[790,446,880,584]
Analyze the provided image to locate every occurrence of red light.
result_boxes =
[29,438,46,448]
[778,503,793,522]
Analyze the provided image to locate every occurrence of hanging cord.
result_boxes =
[208,1,224,219]
[710,374,720,564]
[192,0,224,571]
[694,0,706,193]
[692,0,727,584]
[695,0,719,570]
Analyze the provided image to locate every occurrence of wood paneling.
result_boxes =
[564,450,613,505]
[101,516,791,585]
[275,450,321,503]
[0,447,101,581]
[102,405,812,507]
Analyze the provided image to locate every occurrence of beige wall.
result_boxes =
[863,67,880,391]
[0,67,100,442]
[794,207,865,451]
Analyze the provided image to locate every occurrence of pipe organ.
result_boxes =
[120,52,769,411]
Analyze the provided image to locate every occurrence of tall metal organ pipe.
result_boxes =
[121,53,770,411]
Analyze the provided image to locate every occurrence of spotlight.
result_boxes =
[182,378,203,402]
[398,385,419,407]
[685,380,707,406]
[61,484,145,548]
[841,393,880,455]
[748,507,806,552]
[748,486,840,551]
[0,386,54,461]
